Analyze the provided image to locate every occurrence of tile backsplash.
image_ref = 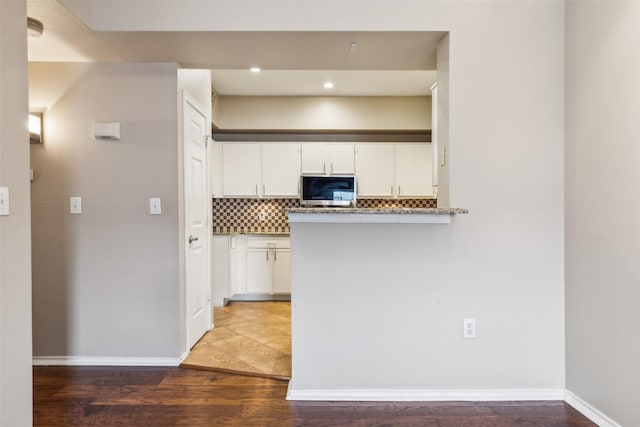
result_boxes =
[213,198,437,234]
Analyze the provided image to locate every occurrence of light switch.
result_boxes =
[149,197,162,215]
[70,197,82,214]
[0,187,9,216]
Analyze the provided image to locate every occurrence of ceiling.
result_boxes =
[26,0,444,96]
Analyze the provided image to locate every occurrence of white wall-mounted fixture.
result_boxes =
[250,67,261,73]
[323,82,334,89]
[149,198,162,215]
[463,318,476,338]
[29,112,43,144]
[94,122,121,140]
[27,17,44,37]
[0,187,9,216]
[70,197,82,214]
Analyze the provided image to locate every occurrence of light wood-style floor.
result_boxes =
[181,301,291,380]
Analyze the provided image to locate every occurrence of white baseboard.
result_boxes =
[564,390,622,427]
[286,384,565,402]
[33,352,189,367]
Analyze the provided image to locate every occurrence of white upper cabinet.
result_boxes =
[328,144,355,174]
[355,143,433,198]
[262,144,301,197]
[222,143,261,197]
[355,144,395,197]
[395,144,433,197]
[301,143,355,175]
[222,143,300,197]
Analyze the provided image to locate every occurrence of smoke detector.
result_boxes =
[27,17,44,37]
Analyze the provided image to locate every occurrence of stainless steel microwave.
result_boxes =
[300,175,357,207]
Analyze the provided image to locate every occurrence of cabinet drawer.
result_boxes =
[246,237,290,250]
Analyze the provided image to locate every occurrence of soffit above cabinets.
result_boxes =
[27,0,444,96]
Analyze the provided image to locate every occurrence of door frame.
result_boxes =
[182,92,212,353]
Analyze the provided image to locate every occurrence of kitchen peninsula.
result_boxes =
[286,207,468,401]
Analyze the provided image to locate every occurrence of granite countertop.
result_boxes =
[286,207,468,215]
[285,207,468,224]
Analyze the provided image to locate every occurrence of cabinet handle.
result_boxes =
[331,163,334,174]
[263,184,265,195]
[255,185,258,195]
[398,186,401,196]
[274,251,277,261]
[323,162,326,174]
[266,251,269,261]
[391,185,394,196]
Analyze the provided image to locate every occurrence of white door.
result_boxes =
[395,144,433,197]
[300,143,328,174]
[222,143,261,196]
[184,96,212,349]
[263,144,301,196]
[246,249,273,294]
[273,249,291,294]
[355,144,394,197]
[328,144,355,174]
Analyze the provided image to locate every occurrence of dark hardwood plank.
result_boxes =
[33,366,597,427]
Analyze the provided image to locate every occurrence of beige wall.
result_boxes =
[63,0,566,397]
[565,1,640,426]
[0,0,33,425]
[216,96,431,130]
[29,62,182,361]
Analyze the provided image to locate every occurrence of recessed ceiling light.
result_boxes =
[323,82,334,89]
[250,67,261,73]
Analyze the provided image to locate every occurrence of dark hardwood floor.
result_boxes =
[34,366,596,426]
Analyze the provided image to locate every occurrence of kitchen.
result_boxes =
[210,94,441,305]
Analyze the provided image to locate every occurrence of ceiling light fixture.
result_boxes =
[323,82,334,89]
[27,17,44,38]
[250,67,261,73]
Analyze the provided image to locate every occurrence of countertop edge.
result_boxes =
[286,208,468,225]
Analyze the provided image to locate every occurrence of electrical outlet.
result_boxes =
[463,318,476,339]
[259,211,266,221]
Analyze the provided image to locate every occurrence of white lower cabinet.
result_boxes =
[272,249,291,294]
[214,235,291,300]
[246,248,274,294]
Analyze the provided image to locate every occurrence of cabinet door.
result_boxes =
[263,144,301,197]
[246,249,273,294]
[327,144,355,174]
[395,144,433,197]
[222,143,261,196]
[273,249,291,294]
[212,236,231,307]
[300,144,327,174]
[355,144,394,197]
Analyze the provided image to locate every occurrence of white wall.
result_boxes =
[29,62,183,362]
[216,96,431,130]
[0,0,33,425]
[565,2,640,426]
